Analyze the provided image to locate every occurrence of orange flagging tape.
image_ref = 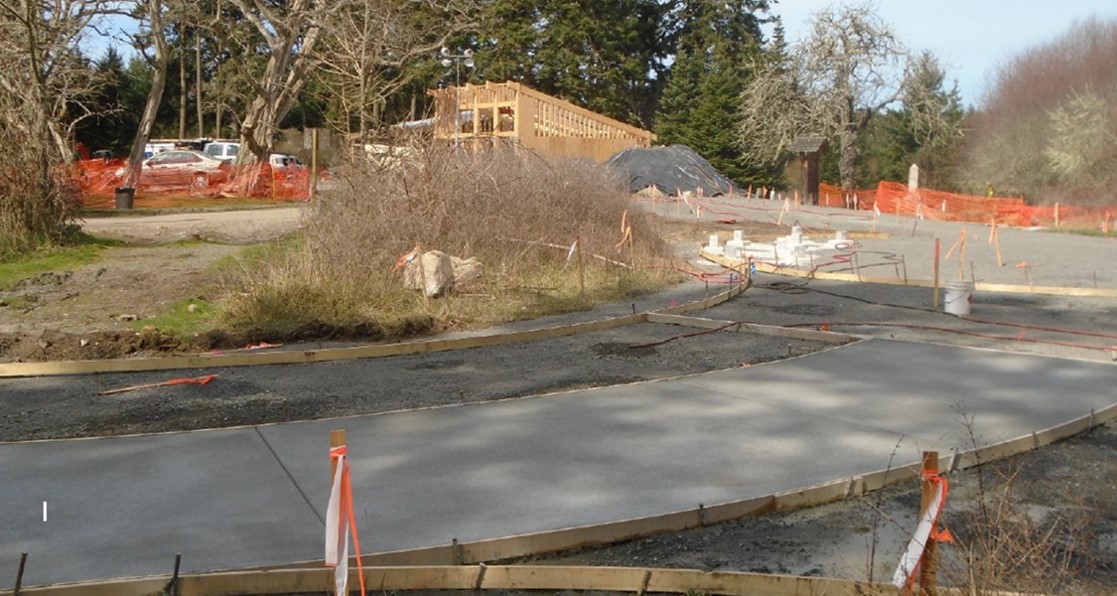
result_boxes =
[893,470,952,591]
[393,244,422,272]
[99,374,217,395]
[326,445,366,596]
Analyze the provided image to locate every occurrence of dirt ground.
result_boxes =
[0,242,240,361]
[2,203,1115,592]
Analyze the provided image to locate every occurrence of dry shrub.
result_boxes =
[939,461,1104,594]
[221,138,677,337]
[963,17,1117,203]
[0,105,76,260]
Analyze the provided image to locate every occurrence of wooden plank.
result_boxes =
[646,568,897,596]
[2,565,1032,596]
[0,313,647,378]
[0,577,166,596]
[485,565,648,592]
[508,82,656,142]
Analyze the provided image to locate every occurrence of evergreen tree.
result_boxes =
[655,0,772,187]
[477,0,667,128]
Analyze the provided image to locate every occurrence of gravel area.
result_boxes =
[0,317,834,441]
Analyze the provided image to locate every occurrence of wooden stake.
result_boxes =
[918,451,940,595]
[1054,202,1060,228]
[993,226,1004,268]
[958,228,967,281]
[933,238,941,308]
[576,236,585,303]
[310,128,319,203]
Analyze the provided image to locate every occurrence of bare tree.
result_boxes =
[0,0,109,252]
[0,0,108,162]
[310,0,479,143]
[224,0,325,163]
[119,0,171,189]
[739,3,907,192]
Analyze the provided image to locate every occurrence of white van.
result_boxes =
[203,141,240,161]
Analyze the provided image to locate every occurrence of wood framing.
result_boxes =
[427,81,656,163]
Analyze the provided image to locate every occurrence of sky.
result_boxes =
[769,0,1117,108]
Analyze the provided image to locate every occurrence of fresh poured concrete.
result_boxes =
[2,339,1113,588]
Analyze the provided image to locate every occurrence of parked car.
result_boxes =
[203,141,240,161]
[269,153,303,169]
[116,149,230,191]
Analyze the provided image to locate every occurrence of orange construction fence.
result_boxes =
[819,181,1117,231]
[75,158,312,209]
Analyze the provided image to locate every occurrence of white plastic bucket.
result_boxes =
[944,280,974,316]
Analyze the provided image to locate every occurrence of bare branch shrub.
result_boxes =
[963,17,1117,202]
[940,460,1102,594]
[0,0,100,255]
[221,139,676,337]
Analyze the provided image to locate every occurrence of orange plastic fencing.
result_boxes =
[75,158,311,209]
[820,181,1117,231]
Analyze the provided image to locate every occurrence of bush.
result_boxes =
[962,18,1117,203]
[221,139,678,338]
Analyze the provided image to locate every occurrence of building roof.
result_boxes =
[788,136,829,154]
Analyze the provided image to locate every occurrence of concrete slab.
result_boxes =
[1,339,1114,587]
[0,429,323,587]
[256,380,910,552]
[677,340,1117,448]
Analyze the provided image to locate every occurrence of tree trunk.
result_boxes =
[178,42,187,139]
[839,128,859,193]
[123,0,169,189]
[196,33,204,138]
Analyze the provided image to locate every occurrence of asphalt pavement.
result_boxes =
[2,339,1113,588]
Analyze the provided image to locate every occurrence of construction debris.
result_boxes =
[606,145,737,196]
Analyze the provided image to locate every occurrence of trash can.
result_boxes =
[114,187,135,210]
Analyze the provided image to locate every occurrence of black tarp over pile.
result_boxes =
[606,145,737,196]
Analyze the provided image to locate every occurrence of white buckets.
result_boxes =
[944,280,974,316]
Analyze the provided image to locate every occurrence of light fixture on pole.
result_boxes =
[440,47,475,147]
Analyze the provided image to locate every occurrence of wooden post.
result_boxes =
[310,128,319,203]
[628,227,635,270]
[1054,202,1060,228]
[918,451,940,595]
[576,237,585,303]
[958,228,966,281]
[993,226,1004,268]
[933,238,941,308]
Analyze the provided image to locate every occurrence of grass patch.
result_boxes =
[134,297,220,337]
[0,234,121,290]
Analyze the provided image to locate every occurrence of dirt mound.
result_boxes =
[0,329,180,362]
[606,144,737,196]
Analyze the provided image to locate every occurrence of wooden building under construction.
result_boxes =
[428,81,656,163]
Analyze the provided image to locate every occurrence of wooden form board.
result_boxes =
[0,283,748,379]
[427,81,655,163]
[1,563,1048,596]
[2,564,896,596]
[703,249,1117,297]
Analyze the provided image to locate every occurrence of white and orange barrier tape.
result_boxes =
[326,445,367,596]
[891,470,953,590]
